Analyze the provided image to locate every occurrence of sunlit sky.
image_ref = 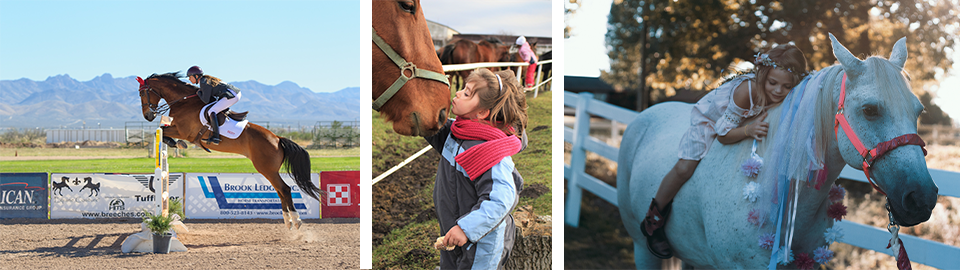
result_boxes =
[421,0,552,37]
[0,0,362,93]
[565,0,960,124]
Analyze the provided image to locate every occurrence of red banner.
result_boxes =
[320,171,360,218]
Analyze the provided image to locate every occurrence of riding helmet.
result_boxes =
[187,66,203,77]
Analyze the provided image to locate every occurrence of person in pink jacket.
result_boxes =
[516,36,538,88]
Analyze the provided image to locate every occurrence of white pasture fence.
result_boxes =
[442,60,554,98]
[372,60,553,184]
[563,91,960,269]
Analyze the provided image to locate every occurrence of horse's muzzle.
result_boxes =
[889,186,938,227]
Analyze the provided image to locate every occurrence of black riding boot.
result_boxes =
[204,113,221,145]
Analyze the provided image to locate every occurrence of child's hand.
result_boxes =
[443,225,468,247]
[745,111,769,141]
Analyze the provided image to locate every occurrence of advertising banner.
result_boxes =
[50,173,185,219]
[320,171,360,218]
[184,173,321,219]
[0,173,49,218]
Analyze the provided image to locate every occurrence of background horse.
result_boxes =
[138,73,321,230]
[617,35,938,268]
[440,38,515,90]
[373,0,450,137]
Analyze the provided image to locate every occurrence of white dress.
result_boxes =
[678,74,764,160]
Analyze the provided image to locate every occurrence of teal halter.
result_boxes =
[372,27,450,111]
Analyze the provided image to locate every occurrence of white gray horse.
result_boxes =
[617,34,938,269]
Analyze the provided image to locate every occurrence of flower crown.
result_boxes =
[754,53,808,78]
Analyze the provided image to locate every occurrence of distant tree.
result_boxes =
[919,92,953,126]
[603,0,959,112]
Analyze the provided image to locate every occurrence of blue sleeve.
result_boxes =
[456,157,518,242]
[423,118,454,154]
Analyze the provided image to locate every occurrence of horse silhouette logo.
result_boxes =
[80,177,100,197]
[52,176,74,196]
[108,199,124,211]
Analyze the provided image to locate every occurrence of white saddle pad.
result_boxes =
[199,103,249,139]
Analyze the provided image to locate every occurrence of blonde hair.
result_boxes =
[464,68,528,137]
[200,74,223,86]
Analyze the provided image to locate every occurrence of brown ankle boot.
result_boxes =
[640,198,673,259]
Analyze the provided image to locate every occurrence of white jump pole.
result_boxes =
[155,127,169,217]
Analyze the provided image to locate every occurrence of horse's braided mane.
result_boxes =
[147,72,184,80]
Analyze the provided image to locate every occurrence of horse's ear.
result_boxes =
[889,36,908,69]
[829,33,866,78]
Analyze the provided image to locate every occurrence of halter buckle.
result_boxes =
[400,62,417,81]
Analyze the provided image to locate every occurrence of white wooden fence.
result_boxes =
[46,129,126,143]
[563,91,960,269]
[441,60,553,98]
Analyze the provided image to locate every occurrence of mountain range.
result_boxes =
[0,73,360,129]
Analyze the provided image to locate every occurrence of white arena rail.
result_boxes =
[563,91,960,268]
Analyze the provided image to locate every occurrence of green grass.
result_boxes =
[373,90,552,268]
[0,157,359,173]
[374,220,442,270]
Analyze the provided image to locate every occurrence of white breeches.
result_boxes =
[208,89,240,116]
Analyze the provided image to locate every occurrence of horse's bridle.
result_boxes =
[834,73,927,196]
[371,27,450,111]
[137,76,196,117]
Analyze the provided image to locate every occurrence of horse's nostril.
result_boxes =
[903,191,922,211]
[438,108,447,125]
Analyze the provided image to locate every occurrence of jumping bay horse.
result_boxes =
[373,0,451,137]
[137,72,321,230]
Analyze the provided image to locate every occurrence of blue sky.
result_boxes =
[0,0,362,93]
[421,0,551,37]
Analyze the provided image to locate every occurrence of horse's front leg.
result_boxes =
[160,126,189,149]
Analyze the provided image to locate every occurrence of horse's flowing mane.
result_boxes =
[147,71,199,96]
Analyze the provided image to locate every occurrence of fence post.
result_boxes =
[534,63,544,98]
[565,92,593,227]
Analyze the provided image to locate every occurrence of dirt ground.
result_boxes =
[0,218,359,269]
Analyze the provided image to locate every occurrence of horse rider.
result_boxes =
[186,65,241,145]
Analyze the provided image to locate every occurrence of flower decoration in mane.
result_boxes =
[824,226,844,244]
[827,202,847,221]
[758,232,775,250]
[828,184,846,203]
[813,246,834,265]
[794,252,815,270]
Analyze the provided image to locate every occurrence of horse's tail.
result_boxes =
[279,137,322,202]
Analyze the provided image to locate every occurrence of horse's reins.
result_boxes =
[371,27,450,111]
[834,73,926,270]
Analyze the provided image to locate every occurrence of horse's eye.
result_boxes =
[397,0,415,13]
[863,104,879,118]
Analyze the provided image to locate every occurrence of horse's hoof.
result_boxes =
[294,219,302,230]
[176,140,188,149]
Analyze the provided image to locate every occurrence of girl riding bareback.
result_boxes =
[642,44,808,259]
[425,69,527,269]
[186,65,241,145]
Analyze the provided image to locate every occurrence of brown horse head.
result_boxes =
[138,72,198,122]
[373,0,450,137]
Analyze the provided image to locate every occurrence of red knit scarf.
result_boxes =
[451,116,522,180]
